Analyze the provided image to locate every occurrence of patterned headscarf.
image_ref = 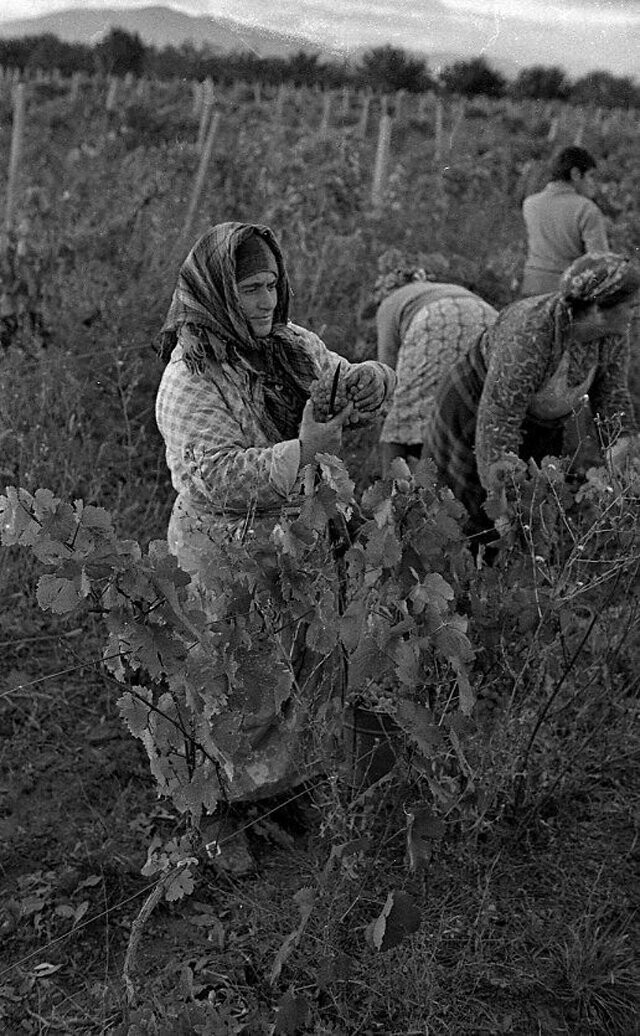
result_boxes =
[559,252,640,306]
[155,222,317,440]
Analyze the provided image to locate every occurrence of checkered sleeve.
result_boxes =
[155,350,301,514]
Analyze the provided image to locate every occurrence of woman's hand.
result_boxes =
[344,363,386,412]
[299,399,353,466]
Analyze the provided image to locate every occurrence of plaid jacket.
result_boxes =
[156,322,393,520]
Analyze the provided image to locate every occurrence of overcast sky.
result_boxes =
[0,0,637,77]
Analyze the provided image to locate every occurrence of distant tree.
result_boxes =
[440,57,506,98]
[285,50,321,87]
[570,71,640,109]
[358,45,432,93]
[511,65,570,101]
[94,28,146,77]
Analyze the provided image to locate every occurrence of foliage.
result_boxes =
[511,64,570,101]
[440,57,507,99]
[94,29,147,78]
[1,31,639,105]
[357,45,433,94]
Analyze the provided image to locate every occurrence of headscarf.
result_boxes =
[559,252,640,307]
[155,222,317,440]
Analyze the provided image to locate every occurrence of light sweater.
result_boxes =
[521,181,608,297]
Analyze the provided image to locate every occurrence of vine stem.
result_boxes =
[122,866,186,1015]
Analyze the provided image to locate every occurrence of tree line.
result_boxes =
[1,29,638,109]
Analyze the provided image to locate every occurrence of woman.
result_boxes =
[423,252,640,549]
[369,262,498,474]
[155,222,394,866]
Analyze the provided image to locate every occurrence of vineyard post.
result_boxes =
[191,79,202,117]
[181,111,221,249]
[135,77,148,100]
[253,80,261,104]
[196,79,214,152]
[394,89,405,122]
[449,97,465,150]
[4,81,26,241]
[319,90,332,136]
[573,109,587,145]
[105,76,118,112]
[547,114,559,142]
[371,96,392,209]
[341,84,350,120]
[123,71,134,94]
[434,96,444,164]
[357,91,371,138]
[70,70,81,102]
[274,81,287,122]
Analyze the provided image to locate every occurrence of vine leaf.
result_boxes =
[164,866,195,902]
[405,805,445,874]
[117,690,151,739]
[36,573,83,614]
[273,989,310,1035]
[365,890,421,952]
[270,887,315,986]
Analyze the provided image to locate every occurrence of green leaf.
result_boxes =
[348,635,393,691]
[117,690,151,738]
[36,573,83,614]
[365,890,421,952]
[410,572,454,615]
[434,615,474,663]
[394,639,420,688]
[339,599,367,652]
[164,866,195,902]
[273,990,310,1035]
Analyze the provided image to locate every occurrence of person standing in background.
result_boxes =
[521,146,609,297]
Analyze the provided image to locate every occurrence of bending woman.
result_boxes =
[155,222,394,821]
[423,252,640,548]
[369,263,498,475]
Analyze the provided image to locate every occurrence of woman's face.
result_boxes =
[237,271,278,338]
[572,291,640,341]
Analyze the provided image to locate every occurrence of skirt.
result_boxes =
[380,295,498,446]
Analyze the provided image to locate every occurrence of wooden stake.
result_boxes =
[371,105,392,208]
[5,82,26,237]
[196,80,214,152]
[70,71,81,102]
[191,79,202,117]
[434,96,443,164]
[105,76,118,111]
[573,109,587,145]
[547,114,559,142]
[274,82,287,122]
[357,92,371,138]
[181,112,221,248]
[449,98,465,149]
[319,91,332,135]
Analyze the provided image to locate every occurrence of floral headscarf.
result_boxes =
[155,222,317,439]
[156,222,290,363]
[559,252,640,306]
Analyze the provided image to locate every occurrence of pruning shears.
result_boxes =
[329,361,343,417]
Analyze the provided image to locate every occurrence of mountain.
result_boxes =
[0,5,334,59]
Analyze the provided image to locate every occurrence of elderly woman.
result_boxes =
[423,253,640,549]
[155,222,394,867]
[369,262,498,474]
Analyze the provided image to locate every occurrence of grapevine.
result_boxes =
[309,362,377,426]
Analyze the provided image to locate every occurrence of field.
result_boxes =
[1,74,640,1035]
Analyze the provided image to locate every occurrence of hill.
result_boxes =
[0,5,333,59]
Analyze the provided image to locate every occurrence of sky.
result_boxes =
[0,0,638,77]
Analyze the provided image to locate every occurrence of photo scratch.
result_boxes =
[479,12,502,55]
